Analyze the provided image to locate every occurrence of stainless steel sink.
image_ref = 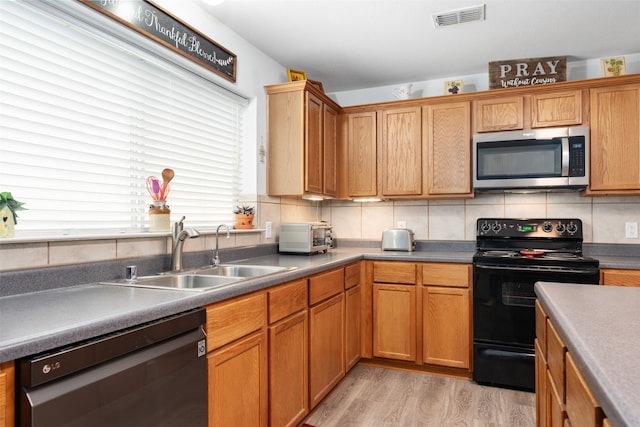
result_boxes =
[101,264,293,292]
[191,264,290,278]
[101,274,241,292]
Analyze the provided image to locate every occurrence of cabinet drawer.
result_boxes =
[547,320,566,402]
[535,300,548,355]
[345,263,361,289]
[206,292,266,350]
[309,268,344,306]
[601,269,640,287]
[373,261,415,284]
[268,279,308,324]
[566,353,604,427]
[421,263,469,287]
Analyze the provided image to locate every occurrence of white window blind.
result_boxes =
[0,1,247,233]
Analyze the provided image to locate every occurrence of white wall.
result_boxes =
[329,54,640,106]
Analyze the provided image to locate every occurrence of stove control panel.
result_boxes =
[477,218,582,238]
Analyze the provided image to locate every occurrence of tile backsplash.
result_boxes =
[1,192,639,272]
[322,193,640,244]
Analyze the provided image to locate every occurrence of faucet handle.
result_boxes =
[173,216,186,240]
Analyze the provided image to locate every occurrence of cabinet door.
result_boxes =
[208,331,268,427]
[345,284,362,371]
[548,370,567,427]
[423,102,472,196]
[422,286,470,368]
[309,293,345,408]
[565,353,604,427]
[531,90,583,128]
[269,311,308,427]
[267,90,304,196]
[535,339,548,427]
[347,111,377,197]
[590,84,640,192]
[305,92,324,194]
[0,362,14,427]
[474,96,524,133]
[372,283,416,361]
[323,104,338,197]
[380,106,422,196]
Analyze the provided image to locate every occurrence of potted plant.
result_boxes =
[0,192,26,238]
[233,205,256,229]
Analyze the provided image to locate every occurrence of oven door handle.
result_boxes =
[474,263,599,275]
[483,348,535,361]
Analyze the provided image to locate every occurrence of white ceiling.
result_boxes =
[201,0,640,92]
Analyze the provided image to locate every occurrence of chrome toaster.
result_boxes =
[381,228,416,251]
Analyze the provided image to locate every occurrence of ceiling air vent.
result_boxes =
[433,4,485,27]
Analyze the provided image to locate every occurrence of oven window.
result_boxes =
[476,140,562,179]
[502,282,536,307]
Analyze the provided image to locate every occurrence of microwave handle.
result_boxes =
[561,137,569,176]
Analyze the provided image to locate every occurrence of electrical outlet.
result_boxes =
[625,222,638,238]
[265,221,272,239]
[397,220,407,229]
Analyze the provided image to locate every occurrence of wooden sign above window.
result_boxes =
[488,56,566,90]
[79,0,236,82]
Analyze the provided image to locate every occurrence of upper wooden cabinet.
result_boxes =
[380,106,422,196]
[266,81,341,198]
[473,96,524,133]
[588,83,640,195]
[531,90,583,128]
[423,101,472,197]
[343,111,377,197]
[474,90,583,132]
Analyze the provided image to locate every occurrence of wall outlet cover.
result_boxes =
[625,222,638,239]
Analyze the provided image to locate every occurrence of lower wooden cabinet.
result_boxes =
[0,361,14,427]
[601,268,640,287]
[372,283,417,361]
[208,331,268,427]
[206,292,268,427]
[537,301,608,427]
[422,286,469,368]
[565,353,604,427]
[268,279,309,427]
[345,284,362,370]
[269,311,308,427]
[309,292,345,407]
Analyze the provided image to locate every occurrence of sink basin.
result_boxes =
[101,274,241,292]
[101,264,293,292]
[191,264,291,278]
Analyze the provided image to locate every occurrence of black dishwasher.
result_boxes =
[17,309,208,427]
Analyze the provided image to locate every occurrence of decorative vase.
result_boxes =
[0,205,15,238]
[234,214,254,229]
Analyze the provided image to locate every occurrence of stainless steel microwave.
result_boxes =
[473,126,589,191]
[279,222,332,254]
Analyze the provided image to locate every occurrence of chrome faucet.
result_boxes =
[213,224,230,266]
[170,216,200,272]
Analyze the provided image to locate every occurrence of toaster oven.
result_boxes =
[279,222,332,254]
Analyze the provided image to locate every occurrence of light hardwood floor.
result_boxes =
[303,364,535,427]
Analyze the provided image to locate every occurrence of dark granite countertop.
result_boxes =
[535,282,640,427]
[0,248,472,362]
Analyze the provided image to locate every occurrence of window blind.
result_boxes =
[0,1,246,233]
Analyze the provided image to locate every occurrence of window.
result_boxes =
[0,0,247,234]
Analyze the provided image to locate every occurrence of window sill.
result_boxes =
[0,228,265,245]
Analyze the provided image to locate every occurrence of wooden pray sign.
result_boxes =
[489,56,566,89]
